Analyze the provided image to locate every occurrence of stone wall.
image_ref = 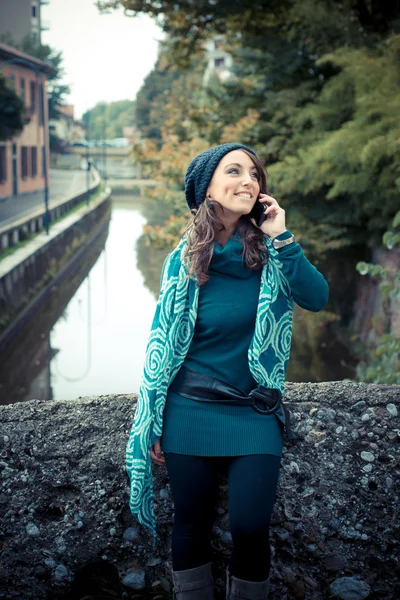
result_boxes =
[0,381,399,600]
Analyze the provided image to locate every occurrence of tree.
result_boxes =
[96,1,400,65]
[82,99,135,140]
[0,73,25,141]
[125,0,400,251]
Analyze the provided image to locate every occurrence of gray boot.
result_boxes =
[226,566,269,600]
[172,562,214,599]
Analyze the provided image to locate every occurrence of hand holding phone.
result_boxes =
[250,195,267,227]
[250,193,287,238]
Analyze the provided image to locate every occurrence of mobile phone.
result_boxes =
[249,196,266,227]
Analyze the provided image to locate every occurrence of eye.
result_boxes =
[251,172,259,179]
[227,168,239,174]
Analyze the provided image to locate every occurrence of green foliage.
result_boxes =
[355,210,400,384]
[82,99,135,140]
[118,0,400,254]
[233,33,400,250]
[0,73,25,140]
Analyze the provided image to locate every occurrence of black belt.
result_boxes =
[170,366,303,440]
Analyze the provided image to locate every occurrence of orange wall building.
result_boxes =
[0,43,54,201]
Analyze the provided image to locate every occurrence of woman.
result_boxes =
[126,143,329,600]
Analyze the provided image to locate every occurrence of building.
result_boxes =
[123,126,135,143]
[49,105,85,146]
[203,35,234,87]
[0,42,54,201]
[0,0,49,46]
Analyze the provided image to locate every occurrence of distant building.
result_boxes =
[123,126,135,143]
[49,105,85,145]
[0,42,54,201]
[0,0,49,46]
[203,35,234,87]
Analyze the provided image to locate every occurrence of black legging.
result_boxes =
[164,453,281,582]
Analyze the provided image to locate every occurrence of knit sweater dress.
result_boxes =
[160,230,328,457]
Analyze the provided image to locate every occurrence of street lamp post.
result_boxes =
[0,56,51,234]
[42,122,50,233]
[85,111,90,206]
[102,120,107,185]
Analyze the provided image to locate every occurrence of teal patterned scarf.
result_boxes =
[126,235,293,545]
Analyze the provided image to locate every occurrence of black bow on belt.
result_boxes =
[170,366,303,440]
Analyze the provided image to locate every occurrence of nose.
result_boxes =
[241,174,252,185]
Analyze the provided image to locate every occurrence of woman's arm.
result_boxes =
[274,230,329,312]
[251,194,328,312]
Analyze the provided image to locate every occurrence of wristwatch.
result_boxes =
[272,234,295,250]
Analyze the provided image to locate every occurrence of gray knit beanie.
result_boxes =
[184,143,257,210]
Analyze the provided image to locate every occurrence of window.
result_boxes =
[8,73,16,90]
[32,5,37,17]
[32,31,37,42]
[21,147,29,179]
[215,40,222,50]
[20,77,26,104]
[31,147,37,177]
[214,57,225,68]
[38,83,44,125]
[30,80,36,113]
[0,146,6,183]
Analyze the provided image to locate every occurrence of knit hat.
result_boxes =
[184,143,257,210]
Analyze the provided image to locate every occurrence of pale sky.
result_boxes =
[42,0,162,119]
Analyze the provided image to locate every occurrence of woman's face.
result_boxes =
[206,150,261,218]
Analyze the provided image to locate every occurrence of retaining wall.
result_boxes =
[0,188,111,351]
[0,381,399,599]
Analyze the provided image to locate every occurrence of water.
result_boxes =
[0,193,356,405]
[50,202,160,400]
[0,194,169,405]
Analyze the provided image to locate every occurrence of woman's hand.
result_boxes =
[150,439,166,466]
[250,193,287,239]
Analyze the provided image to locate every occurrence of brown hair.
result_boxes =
[182,150,269,286]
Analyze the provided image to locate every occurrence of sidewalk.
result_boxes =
[0,169,93,227]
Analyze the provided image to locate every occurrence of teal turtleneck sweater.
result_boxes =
[160,230,328,457]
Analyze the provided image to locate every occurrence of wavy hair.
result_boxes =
[182,150,269,286]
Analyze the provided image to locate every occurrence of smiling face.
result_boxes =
[206,150,261,220]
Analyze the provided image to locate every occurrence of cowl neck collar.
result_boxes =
[211,233,257,279]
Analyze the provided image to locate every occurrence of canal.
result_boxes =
[0,191,356,406]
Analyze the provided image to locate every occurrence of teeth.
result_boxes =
[236,193,251,199]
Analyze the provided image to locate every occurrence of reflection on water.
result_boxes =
[0,192,356,406]
[0,224,110,405]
